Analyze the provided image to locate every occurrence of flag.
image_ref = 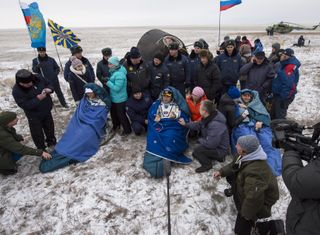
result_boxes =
[48,19,81,49]
[19,2,46,48]
[220,0,242,11]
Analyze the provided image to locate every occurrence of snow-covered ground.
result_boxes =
[0,27,319,234]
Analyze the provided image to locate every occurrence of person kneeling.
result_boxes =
[0,111,51,175]
[213,135,279,235]
[126,87,153,135]
[179,100,229,173]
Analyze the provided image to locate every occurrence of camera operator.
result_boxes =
[282,149,320,235]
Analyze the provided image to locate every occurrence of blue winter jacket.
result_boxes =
[215,50,243,87]
[107,65,128,103]
[272,57,301,100]
[126,92,153,124]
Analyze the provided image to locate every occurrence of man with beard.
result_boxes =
[32,47,68,108]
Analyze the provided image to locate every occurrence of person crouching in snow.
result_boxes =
[126,87,153,136]
[213,135,279,235]
[186,86,208,122]
[39,83,110,173]
[68,56,95,105]
[143,87,192,178]
[179,100,229,173]
[0,111,51,175]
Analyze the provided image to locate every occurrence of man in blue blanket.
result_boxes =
[143,87,192,178]
[231,89,282,176]
[40,83,111,173]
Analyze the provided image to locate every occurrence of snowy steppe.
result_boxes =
[0,27,320,234]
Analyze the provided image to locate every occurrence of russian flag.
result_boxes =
[20,2,31,25]
[220,0,242,11]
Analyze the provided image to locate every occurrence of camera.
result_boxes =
[271,119,320,162]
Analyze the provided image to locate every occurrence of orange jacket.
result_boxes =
[186,95,208,121]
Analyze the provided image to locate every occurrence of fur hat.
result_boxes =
[199,49,209,58]
[168,42,179,50]
[70,56,83,68]
[192,86,205,97]
[15,69,34,84]
[227,86,241,99]
[237,135,260,154]
[132,86,143,94]
[255,51,266,59]
[102,47,112,57]
[129,47,141,59]
[194,41,204,49]
[70,45,83,55]
[225,39,236,47]
[154,52,165,62]
[0,111,17,126]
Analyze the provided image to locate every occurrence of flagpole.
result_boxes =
[51,32,64,73]
[18,0,45,78]
[218,10,221,47]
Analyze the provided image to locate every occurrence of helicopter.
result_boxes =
[266,22,320,34]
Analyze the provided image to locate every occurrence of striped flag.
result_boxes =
[220,0,242,11]
[48,19,81,49]
[19,2,46,48]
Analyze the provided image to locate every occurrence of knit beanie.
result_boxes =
[227,86,241,99]
[0,111,17,126]
[108,56,120,66]
[70,56,83,68]
[237,135,260,154]
[192,86,205,97]
[272,43,281,51]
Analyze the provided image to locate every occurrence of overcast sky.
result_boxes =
[0,0,319,29]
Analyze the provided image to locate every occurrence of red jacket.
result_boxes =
[186,95,208,121]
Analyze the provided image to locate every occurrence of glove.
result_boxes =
[100,76,109,83]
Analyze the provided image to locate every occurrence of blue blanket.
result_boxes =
[145,99,191,164]
[231,124,282,176]
[54,97,108,162]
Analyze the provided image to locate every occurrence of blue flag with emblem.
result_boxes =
[48,19,81,49]
[20,1,46,48]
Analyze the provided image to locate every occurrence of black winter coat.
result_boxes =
[123,58,150,95]
[218,93,238,134]
[282,151,320,235]
[240,59,275,99]
[147,61,170,100]
[126,92,153,124]
[164,52,191,96]
[96,58,110,90]
[64,56,95,82]
[215,49,243,88]
[68,68,95,102]
[12,75,54,119]
[32,55,60,84]
[194,60,222,100]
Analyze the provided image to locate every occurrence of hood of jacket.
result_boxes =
[240,145,267,163]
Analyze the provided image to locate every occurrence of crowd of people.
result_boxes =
[1,34,309,234]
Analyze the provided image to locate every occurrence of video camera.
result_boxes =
[271,119,320,162]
